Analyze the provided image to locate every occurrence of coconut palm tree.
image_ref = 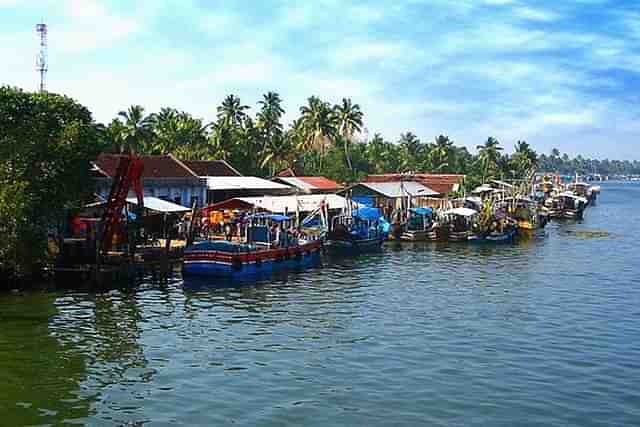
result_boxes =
[476,137,503,182]
[334,98,363,171]
[217,95,249,128]
[298,96,338,170]
[429,135,454,172]
[118,105,154,154]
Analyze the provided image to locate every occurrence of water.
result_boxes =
[2,182,640,426]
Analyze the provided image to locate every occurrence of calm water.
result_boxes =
[2,182,640,426]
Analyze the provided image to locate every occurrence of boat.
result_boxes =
[548,192,588,220]
[440,207,479,242]
[183,214,321,278]
[400,207,438,241]
[324,207,388,255]
[495,196,549,236]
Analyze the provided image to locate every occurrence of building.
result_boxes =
[92,154,207,207]
[363,174,465,195]
[272,176,342,194]
[342,181,439,216]
[93,154,285,208]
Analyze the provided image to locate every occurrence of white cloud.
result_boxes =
[514,6,560,22]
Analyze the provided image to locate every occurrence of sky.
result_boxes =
[1,0,639,159]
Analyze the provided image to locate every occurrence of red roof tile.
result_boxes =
[94,153,197,179]
[183,160,241,177]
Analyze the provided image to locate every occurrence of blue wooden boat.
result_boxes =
[324,207,388,255]
[468,227,518,243]
[183,214,322,279]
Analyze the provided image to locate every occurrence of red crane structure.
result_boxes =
[100,153,145,252]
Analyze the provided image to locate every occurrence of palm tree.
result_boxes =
[257,92,285,174]
[217,95,249,128]
[429,135,454,172]
[298,96,338,170]
[118,105,154,154]
[511,140,538,178]
[105,118,127,153]
[476,137,503,182]
[399,132,422,172]
[334,98,363,171]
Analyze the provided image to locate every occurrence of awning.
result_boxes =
[354,207,383,221]
[126,196,191,213]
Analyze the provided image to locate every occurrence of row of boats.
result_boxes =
[182,179,600,281]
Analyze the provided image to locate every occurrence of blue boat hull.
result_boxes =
[324,236,384,255]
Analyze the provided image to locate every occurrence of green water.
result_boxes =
[1,182,639,426]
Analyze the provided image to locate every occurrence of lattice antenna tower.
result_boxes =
[35,21,48,92]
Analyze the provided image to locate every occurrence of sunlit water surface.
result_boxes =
[1,182,639,426]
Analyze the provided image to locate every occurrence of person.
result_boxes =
[224,222,232,241]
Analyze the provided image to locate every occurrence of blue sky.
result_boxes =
[1,0,639,159]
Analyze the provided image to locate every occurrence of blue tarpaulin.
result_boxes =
[352,196,374,207]
[354,207,382,221]
[409,207,433,216]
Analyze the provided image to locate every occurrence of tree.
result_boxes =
[476,137,503,182]
[298,96,338,170]
[510,140,538,179]
[334,98,363,171]
[0,86,103,281]
[428,135,455,172]
[217,94,249,128]
[398,132,422,172]
[257,92,285,175]
[118,105,154,154]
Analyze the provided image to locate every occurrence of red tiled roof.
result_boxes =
[94,153,197,179]
[296,176,341,190]
[183,160,241,177]
[364,174,465,194]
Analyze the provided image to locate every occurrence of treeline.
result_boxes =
[104,92,539,188]
[538,150,640,176]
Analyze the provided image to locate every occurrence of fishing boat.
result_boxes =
[324,207,388,255]
[440,207,479,242]
[400,207,438,241]
[548,192,588,220]
[468,215,518,243]
[183,214,321,278]
[496,196,549,235]
[567,182,599,205]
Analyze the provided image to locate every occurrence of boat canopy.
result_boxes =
[250,213,291,222]
[559,192,589,203]
[354,207,383,221]
[443,207,478,217]
[409,207,433,216]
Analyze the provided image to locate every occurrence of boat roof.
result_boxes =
[409,207,433,216]
[443,207,478,217]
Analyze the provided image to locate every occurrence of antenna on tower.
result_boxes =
[35,21,48,92]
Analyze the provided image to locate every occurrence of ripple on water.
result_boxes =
[2,183,640,426]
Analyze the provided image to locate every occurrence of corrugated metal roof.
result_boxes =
[364,174,464,194]
[126,197,191,213]
[356,181,439,198]
[276,176,341,191]
[236,194,357,213]
[205,176,291,191]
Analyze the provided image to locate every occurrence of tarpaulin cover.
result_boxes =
[353,207,383,221]
[409,207,433,216]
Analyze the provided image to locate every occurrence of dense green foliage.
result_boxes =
[103,93,550,184]
[0,86,104,280]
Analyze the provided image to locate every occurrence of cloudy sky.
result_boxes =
[1,0,638,159]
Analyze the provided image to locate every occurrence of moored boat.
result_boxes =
[400,207,438,241]
[183,214,321,278]
[440,207,479,242]
[548,192,588,220]
[324,207,387,255]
